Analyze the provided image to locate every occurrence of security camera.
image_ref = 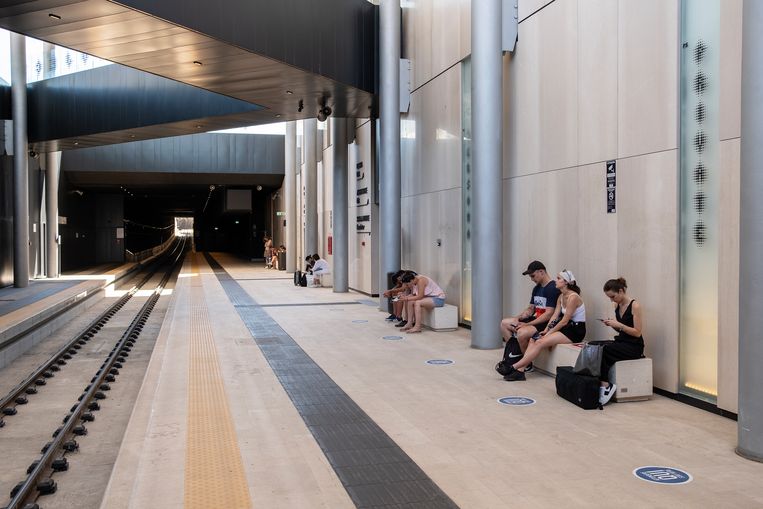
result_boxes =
[317,106,332,122]
[29,150,38,159]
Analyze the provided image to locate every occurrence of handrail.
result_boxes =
[125,234,176,263]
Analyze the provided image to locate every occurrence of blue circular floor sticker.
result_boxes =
[426,359,454,365]
[383,335,403,340]
[633,467,693,485]
[352,319,368,323]
[497,396,536,406]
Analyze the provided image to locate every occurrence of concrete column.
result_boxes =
[379,0,401,308]
[45,151,62,278]
[11,32,30,288]
[332,118,349,292]
[470,0,503,349]
[303,118,318,257]
[738,0,763,462]
[285,121,298,272]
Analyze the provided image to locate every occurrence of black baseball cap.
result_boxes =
[522,260,546,275]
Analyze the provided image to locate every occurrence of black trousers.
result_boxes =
[600,340,644,382]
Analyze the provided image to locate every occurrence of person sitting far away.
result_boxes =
[499,260,561,367]
[598,277,645,405]
[263,235,273,268]
[271,244,285,270]
[304,255,315,274]
[399,272,446,334]
[383,270,407,322]
[504,269,586,381]
[311,254,331,286]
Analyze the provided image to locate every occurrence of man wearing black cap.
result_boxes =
[499,260,561,359]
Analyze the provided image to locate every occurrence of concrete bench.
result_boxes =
[534,342,653,402]
[421,304,458,331]
[610,357,652,402]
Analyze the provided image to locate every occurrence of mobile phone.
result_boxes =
[597,318,606,322]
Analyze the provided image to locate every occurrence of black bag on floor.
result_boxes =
[294,270,302,286]
[299,273,307,287]
[556,366,602,410]
[495,337,523,376]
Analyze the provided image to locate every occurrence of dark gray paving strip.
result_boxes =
[202,253,459,509]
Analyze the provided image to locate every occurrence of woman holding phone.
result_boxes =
[504,269,586,381]
[598,277,645,405]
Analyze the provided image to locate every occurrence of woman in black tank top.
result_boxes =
[598,278,645,405]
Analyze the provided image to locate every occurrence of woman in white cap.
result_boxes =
[504,269,586,381]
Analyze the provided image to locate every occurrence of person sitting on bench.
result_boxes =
[504,269,586,381]
[599,277,645,405]
[311,254,331,286]
[399,272,446,334]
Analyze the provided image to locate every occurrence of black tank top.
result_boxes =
[615,299,644,345]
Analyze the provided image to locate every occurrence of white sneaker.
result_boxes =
[599,383,617,405]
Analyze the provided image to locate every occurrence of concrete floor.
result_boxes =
[101,252,763,509]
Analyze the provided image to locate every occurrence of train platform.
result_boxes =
[0,262,140,362]
[101,252,763,509]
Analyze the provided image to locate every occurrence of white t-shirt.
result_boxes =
[313,259,331,274]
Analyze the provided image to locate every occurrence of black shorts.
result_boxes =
[559,321,586,343]
[520,316,548,333]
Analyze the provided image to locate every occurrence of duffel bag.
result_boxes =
[556,366,602,410]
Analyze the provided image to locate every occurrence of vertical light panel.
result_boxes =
[461,56,472,324]
[679,0,720,402]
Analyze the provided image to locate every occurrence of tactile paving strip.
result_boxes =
[203,253,459,509]
[184,253,251,509]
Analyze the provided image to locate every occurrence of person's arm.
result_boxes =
[546,295,580,335]
[539,300,562,335]
[606,301,643,336]
[404,279,427,301]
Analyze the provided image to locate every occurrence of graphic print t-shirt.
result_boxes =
[529,281,560,319]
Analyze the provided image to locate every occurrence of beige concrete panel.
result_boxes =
[519,0,555,22]
[401,188,462,306]
[618,0,679,158]
[403,1,432,90]
[717,139,740,413]
[616,150,679,392]
[319,151,333,261]
[505,0,578,178]
[402,64,462,197]
[720,0,742,141]
[502,167,579,316]
[348,122,377,294]
[578,0,618,166]
[576,162,619,340]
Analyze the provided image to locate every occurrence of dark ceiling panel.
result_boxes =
[0,0,377,138]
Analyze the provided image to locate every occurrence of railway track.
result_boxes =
[0,239,186,509]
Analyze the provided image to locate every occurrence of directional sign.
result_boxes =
[633,467,693,485]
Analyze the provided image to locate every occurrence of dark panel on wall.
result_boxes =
[117,0,377,92]
[0,83,9,120]
[94,194,124,263]
[61,133,285,185]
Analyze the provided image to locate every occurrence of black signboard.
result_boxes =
[606,160,616,213]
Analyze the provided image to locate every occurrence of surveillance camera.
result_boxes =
[256,185,263,191]
[29,150,38,159]
[317,106,332,122]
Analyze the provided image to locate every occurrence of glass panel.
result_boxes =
[679,0,720,402]
[461,57,472,324]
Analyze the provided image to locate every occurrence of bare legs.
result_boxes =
[511,332,572,371]
[499,318,539,352]
[401,298,436,333]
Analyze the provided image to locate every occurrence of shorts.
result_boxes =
[520,316,548,333]
[431,297,445,307]
[559,321,586,343]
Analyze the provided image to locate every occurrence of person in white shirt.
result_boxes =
[311,254,331,286]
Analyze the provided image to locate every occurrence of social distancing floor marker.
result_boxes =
[184,253,251,509]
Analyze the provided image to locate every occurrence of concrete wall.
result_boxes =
[399,0,742,410]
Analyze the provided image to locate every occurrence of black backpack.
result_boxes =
[300,274,307,287]
[495,337,523,376]
[294,270,302,286]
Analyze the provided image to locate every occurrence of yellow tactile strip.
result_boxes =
[184,254,251,509]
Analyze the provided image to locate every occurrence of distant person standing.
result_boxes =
[263,235,273,268]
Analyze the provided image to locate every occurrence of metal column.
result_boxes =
[285,121,297,272]
[11,33,30,288]
[303,118,318,257]
[470,0,503,349]
[379,0,401,308]
[45,151,61,278]
[332,118,349,292]
[738,0,763,462]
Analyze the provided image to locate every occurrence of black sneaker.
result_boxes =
[395,320,408,328]
[385,314,396,321]
[504,369,526,382]
[495,361,512,377]
[524,362,534,373]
